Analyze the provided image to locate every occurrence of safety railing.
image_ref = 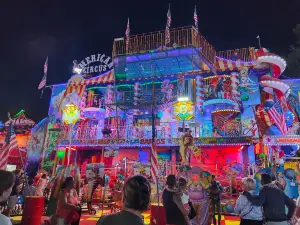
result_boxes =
[113,26,216,65]
[216,47,256,62]
[60,120,243,143]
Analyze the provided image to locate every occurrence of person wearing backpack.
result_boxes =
[209,175,223,225]
[234,177,263,225]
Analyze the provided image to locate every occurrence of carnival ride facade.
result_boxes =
[0,110,35,169]
[26,26,300,206]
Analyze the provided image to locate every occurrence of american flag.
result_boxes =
[38,57,48,89]
[0,116,18,169]
[125,18,130,53]
[165,4,171,45]
[194,5,198,33]
[150,142,158,183]
[267,100,288,135]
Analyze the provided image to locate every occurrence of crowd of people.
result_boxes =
[0,169,300,225]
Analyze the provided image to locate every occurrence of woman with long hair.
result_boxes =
[97,175,151,225]
[55,177,81,225]
[36,174,47,196]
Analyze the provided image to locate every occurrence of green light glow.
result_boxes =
[14,109,25,118]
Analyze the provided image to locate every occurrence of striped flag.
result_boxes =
[38,57,48,89]
[150,142,158,183]
[0,114,18,169]
[165,4,171,45]
[194,5,198,33]
[125,18,130,53]
[267,100,287,135]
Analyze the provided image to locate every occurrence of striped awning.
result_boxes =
[215,57,256,71]
[68,70,114,86]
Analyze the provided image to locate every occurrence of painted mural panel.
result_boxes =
[241,106,259,138]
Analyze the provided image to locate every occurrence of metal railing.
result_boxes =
[60,121,243,142]
[216,47,256,62]
[113,26,216,65]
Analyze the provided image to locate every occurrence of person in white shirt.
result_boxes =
[0,170,16,225]
[36,174,47,196]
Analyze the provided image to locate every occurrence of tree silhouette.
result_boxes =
[285,24,300,77]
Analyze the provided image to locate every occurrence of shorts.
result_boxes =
[8,195,18,208]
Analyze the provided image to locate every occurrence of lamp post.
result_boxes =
[62,104,81,165]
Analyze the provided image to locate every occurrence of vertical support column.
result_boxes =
[133,82,141,106]
[171,149,176,175]
[231,72,241,109]
[195,75,204,111]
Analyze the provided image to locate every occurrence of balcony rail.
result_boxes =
[216,47,256,62]
[60,121,243,142]
[113,26,216,65]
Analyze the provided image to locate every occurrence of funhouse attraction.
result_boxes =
[13,15,300,225]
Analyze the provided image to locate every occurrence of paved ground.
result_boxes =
[12,211,240,225]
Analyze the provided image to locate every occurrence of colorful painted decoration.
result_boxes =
[62,104,81,125]
[173,101,194,121]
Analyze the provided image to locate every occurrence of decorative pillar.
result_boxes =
[231,72,241,109]
[195,76,204,111]
[133,82,141,106]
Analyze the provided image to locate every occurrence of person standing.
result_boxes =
[234,177,263,225]
[96,175,151,225]
[163,175,189,225]
[243,173,295,225]
[291,196,300,225]
[6,170,21,218]
[0,170,15,225]
[55,177,81,225]
[209,174,223,225]
[36,174,47,196]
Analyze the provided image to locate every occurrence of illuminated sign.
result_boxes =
[77,53,113,74]
[173,101,194,121]
[264,135,300,145]
[59,136,252,147]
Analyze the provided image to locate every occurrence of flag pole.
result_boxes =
[257,35,261,48]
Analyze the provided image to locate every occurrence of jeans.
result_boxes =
[266,222,290,225]
[211,200,221,225]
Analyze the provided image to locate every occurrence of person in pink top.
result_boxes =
[56,177,81,225]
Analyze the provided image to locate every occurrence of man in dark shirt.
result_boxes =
[243,173,295,225]
[6,170,21,217]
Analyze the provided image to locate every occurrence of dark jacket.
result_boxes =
[244,183,295,222]
[162,188,187,225]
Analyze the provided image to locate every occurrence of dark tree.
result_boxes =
[285,24,300,77]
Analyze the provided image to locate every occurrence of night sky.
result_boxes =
[1,0,299,123]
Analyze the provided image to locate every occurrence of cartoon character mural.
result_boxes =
[161,79,175,103]
[86,163,105,214]
[254,166,299,199]
[187,167,211,225]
